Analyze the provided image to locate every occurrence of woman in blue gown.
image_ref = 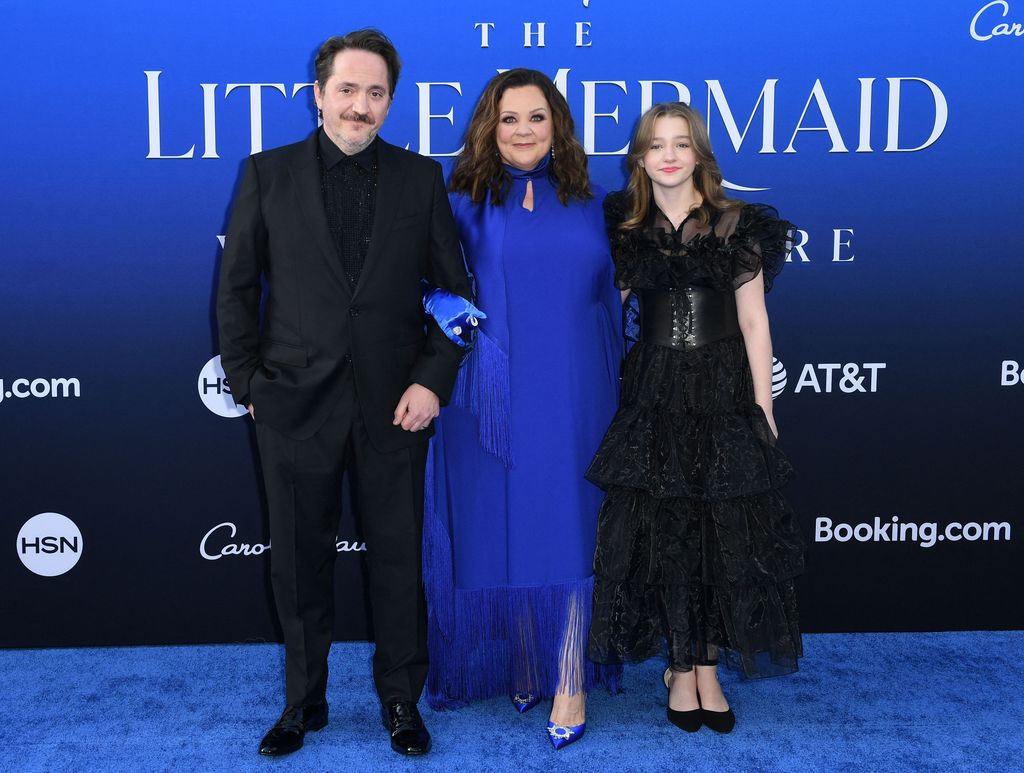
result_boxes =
[424,69,622,748]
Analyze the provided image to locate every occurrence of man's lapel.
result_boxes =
[353,138,406,298]
[288,130,353,295]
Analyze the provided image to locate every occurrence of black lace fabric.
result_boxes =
[586,192,804,678]
[603,191,792,293]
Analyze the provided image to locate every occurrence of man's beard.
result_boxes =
[332,112,377,155]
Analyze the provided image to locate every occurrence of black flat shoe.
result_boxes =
[381,701,431,755]
[258,700,329,756]
[664,668,702,733]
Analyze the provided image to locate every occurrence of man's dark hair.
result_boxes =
[315,29,401,98]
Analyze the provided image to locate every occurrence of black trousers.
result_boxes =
[255,371,429,708]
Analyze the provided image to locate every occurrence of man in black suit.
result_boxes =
[216,29,470,757]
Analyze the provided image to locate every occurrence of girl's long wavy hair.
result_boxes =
[621,102,740,230]
[449,69,592,206]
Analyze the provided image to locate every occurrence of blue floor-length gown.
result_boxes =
[424,158,623,707]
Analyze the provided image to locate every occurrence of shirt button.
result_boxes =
[349,306,360,317]
[344,353,353,363]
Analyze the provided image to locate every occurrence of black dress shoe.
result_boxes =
[664,668,702,733]
[381,701,431,755]
[700,706,736,734]
[258,701,329,756]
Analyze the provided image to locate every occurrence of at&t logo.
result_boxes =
[771,358,787,399]
[771,359,886,396]
[17,513,84,576]
[198,355,247,418]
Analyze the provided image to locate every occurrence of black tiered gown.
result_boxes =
[586,192,805,678]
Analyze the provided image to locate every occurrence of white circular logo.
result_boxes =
[17,512,83,576]
[198,355,247,418]
[771,357,787,399]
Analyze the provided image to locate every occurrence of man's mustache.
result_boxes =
[341,111,375,125]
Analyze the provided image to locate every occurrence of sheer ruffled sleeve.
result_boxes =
[727,204,795,293]
[603,190,639,290]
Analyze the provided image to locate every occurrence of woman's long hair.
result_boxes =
[621,102,740,230]
[449,69,591,206]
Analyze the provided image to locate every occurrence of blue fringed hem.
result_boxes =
[425,575,623,710]
[422,402,618,710]
[450,329,514,467]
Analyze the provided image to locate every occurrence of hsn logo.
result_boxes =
[17,512,83,577]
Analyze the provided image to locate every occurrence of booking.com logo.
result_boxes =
[816,516,1011,548]
[1001,360,1024,385]
[0,377,80,405]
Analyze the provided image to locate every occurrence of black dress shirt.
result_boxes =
[319,130,378,288]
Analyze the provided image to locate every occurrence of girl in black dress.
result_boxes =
[586,103,805,734]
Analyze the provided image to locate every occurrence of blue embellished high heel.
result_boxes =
[512,693,540,714]
[546,721,585,750]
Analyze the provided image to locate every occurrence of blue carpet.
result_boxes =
[1,632,1019,772]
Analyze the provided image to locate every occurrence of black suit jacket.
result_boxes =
[216,130,471,449]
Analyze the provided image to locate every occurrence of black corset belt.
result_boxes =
[639,286,740,351]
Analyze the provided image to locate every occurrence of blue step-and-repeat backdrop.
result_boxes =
[2,1,1022,647]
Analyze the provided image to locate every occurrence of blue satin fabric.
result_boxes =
[449,158,556,357]
[421,285,486,347]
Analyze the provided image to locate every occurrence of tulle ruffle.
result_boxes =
[587,487,804,679]
[588,575,803,678]
[586,335,792,498]
[592,488,805,589]
[586,405,792,499]
[725,203,793,293]
[602,191,794,293]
